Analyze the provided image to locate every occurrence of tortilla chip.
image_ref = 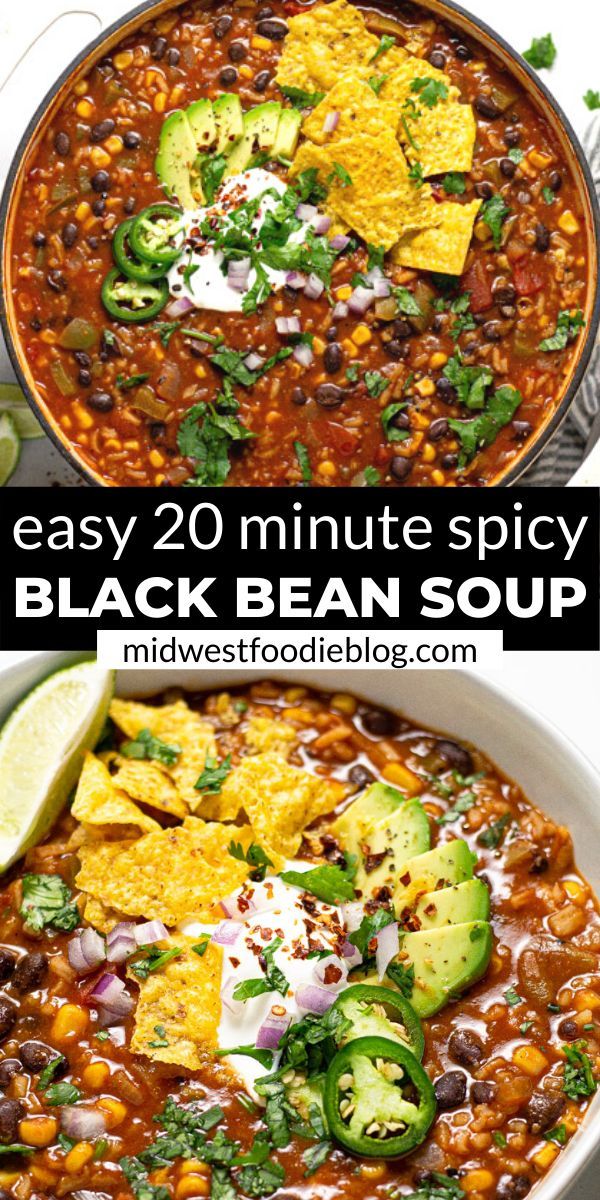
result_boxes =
[72,753,160,835]
[130,937,222,1069]
[376,58,475,175]
[76,819,253,926]
[277,0,386,92]
[110,698,217,813]
[245,717,298,758]
[219,753,344,861]
[302,73,398,146]
[111,759,188,819]
[291,131,440,248]
[84,895,131,934]
[392,199,481,275]
[77,837,136,899]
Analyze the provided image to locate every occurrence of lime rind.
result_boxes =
[0,412,21,485]
[0,383,44,440]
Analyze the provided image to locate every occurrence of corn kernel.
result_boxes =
[76,99,93,119]
[462,1170,495,1193]
[411,411,429,430]
[331,693,357,716]
[421,442,436,463]
[104,135,123,155]
[239,65,253,79]
[170,85,185,105]
[40,330,57,345]
[558,210,580,235]
[19,1117,59,1147]
[75,201,91,222]
[342,338,358,357]
[360,1163,387,1181]
[0,1175,21,1189]
[82,1061,110,1089]
[382,762,423,795]
[154,92,167,114]
[65,1142,95,1174]
[74,79,88,96]
[51,1003,89,1042]
[474,219,491,242]
[317,460,337,478]
[575,989,600,1012]
[90,145,111,169]
[564,879,587,904]
[414,377,435,398]
[312,336,326,354]
[533,1142,560,1171]
[73,403,94,431]
[194,364,207,379]
[529,150,554,170]
[98,1097,127,1128]
[430,351,448,369]
[149,449,166,469]
[431,469,446,486]
[513,1046,548,1076]
[30,1166,58,1187]
[156,13,177,32]
[352,324,371,346]
[251,35,272,50]
[180,1162,211,1177]
[176,1177,210,1199]
[336,285,352,300]
[114,50,134,70]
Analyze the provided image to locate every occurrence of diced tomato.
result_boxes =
[375,445,393,466]
[461,259,493,313]
[513,258,544,296]
[326,424,359,456]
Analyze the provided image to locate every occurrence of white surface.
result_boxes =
[1,0,599,484]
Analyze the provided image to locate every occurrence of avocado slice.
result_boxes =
[225,102,283,175]
[213,93,244,155]
[272,108,302,161]
[330,782,406,861]
[155,110,197,210]
[393,839,476,911]
[413,878,490,930]
[187,99,217,152]
[400,921,493,1017]
[355,799,431,896]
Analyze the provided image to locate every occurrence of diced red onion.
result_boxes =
[365,266,384,285]
[296,984,336,1015]
[293,342,313,367]
[341,901,364,934]
[106,922,137,964]
[89,973,134,1021]
[276,315,302,336]
[330,234,350,251]
[373,278,391,298]
[256,1011,291,1049]
[375,921,399,980]
[313,215,331,235]
[348,285,375,315]
[332,301,349,319]
[227,257,251,292]
[285,271,307,289]
[313,954,348,989]
[220,975,245,1016]
[322,110,340,134]
[304,274,324,300]
[134,920,169,946]
[341,939,363,968]
[61,1106,107,1141]
[295,202,318,223]
[211,920,242,947]
[68,928,106,975]
[219,890,257,920]
[165,295,195,318]
[72,1191,111,1200]
[244,352,265,371]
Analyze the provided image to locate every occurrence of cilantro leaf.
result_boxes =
[116,372,151,390]
[367,243,385,271]
[368,74,389,96]
[381,402,409,443]
[177,405,255,487]
[370,33,396,64]
[195,754,232,794]
[228,840,274,882]
[504,986,522,1007]
[364,370,389,398]
[327,162,353,188]
[349,907,395,957]
[544,1123,568,1144]
[215,1045,275,1070]
[542,186,556,204]
[443,172,466,195]
[302,1140,331,1176]
[403,1172,465,1200]
[121,727,181,766]
[386,960,415,998]
[523,33,557,70]
[200,154,228,204]
[409,162,425,188]
[0,1145,34,1158]
[294,440,312,483]
[539,309,585,352]
[242,261,272,316]
[280,864,356,904]
[279,86,326,109]
[364,466,381,486]
[45,1081,81,1106]
[508,148,524,164]
[477,812,513,849]
[448,385,522,465]
[38,1054,67,1090]
[154,321,180,347]
[410,77,449,108]
[481,194,511,248]
[233,938,289,1001]
[563,1040,597,1100]
[443,354,494,409]
[20,874,80,934]
[129,946,182,980]
[393,285,422,317]
[584,89,600,110]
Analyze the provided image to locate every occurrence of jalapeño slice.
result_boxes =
[332,984,425,1061]
[101,269,169,323]
[112,218,169,282]
[324,1036,436,1158]
[129,203,185,266]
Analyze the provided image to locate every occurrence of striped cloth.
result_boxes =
[522,114,600,485]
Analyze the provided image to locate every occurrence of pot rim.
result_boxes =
[1,0,599,488]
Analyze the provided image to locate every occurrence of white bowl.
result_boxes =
[1,652,599,1200]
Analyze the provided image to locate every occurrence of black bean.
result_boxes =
[390,456,413,483]
[326,326,338,343]
[219,67,238,86]
[434,738,473,775]
[19,1041,65,1075]
[87,236,100,251]
[315,383,345,408]
[530,852,548,874]
[558,1018,579,1041]
[456,44,472,61]
[496,1176,531,1200]
[525,1091,565,1135]
[254,70,271,93]
[392,318,412,339]
[549,170,563,193]
[475,95,501,119]
[363,709,398,736]
[492,280,516,305]
[385,339,410,360]
[0,1000,17,1044]
[291,387,307,407]
[54,131,70,156]
[78,369,92,387]
[165,48,180,66]
[61,222,78,248]
[257,5,274,16]
[504,127,521,148]
[534,223,550,252]
[500,157,516,179]
[431,314,446,334]
[434,1070,467,1110]
[389,409,410,431]
[123,130,141,149]
[0,951,16,985]
[30,317,42,331]
[213,14,233,38]
[0,1059,21,1089]
[149,422,166,442]
[348,764,375,788]
[474,181,494,200]
[123,197,136,214]
[471,1080,497,1105]
[90,118,115,143]
[429,417,449,441]
[46,270,67,293]
[323,343,343,374]
[13,952,47,994]
[449,1028,485,1068]
[151,36,167,59]
[0,1098,25,1143]
[73,351,91,368]
[256,17,288,39]
[228,40,247,62]
[91,170,111,193]
[512,420,532,440]
[436,376,457,403]
[482,321,501,342]
[87,390,114,413]
[92,197,106,217]
[429,49,446,69]
[441,452,459,470]
[32,231,46,248]
[101,330,120,358]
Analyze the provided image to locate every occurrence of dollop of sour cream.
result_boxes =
[168,168,310,314]
[179,871,348,1096]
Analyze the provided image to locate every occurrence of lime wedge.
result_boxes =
[0,383,44,440]
[0,412,20,485]
[0,662,114,872]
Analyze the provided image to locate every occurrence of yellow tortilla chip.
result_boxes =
[84,895,131,934]
[245,717,298,758]
[76,819,252,926]
[219,753,344,861]
[275,0,380,93]
[302,74,397,146]
[111,759,188,819]
[72,753,160,835]
[377,58,475,176]
[392,199,481,275]
[110,698,217,813]
[77,837,136,898]
[130,938,222,1069]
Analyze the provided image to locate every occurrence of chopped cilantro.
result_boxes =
[116,372,151,390]
[346,363,360,382]
[444,353,494,409]
[539,309,585,351]
[386,960,415,999]
[192,934,211,958]
[523,34,557,70]
[44,1081,81,1106]
[584,89,600,110]
[544,1124,568,1144]
[409,161,425,188]
[177,404,255,486]
[200,154,228,204]
[302,1139,331,1176]
[233,938,289,1001]
[38,1054,67,1090]
[215,1046,274,1069]
[0,1145,34,1157]
[195,754,232,794]
[367,243,385,271]
[228,840,274,882]
[381,402,409,443]
[542,186,556,204]
[508,148,524,163]
[449,385,522,465]
[279,863,356,904]
[364,370,389,398]
[242,261,272,316]
[403,1174,465,1200]
[563,1040,597,1100]
[20,874,80,934]
[279,86,326,109]
[493,1132,507,1148]
[504,986,522,1007]
[481,194,511,249]
[410,77,449,108]
[130,946,182,980]
[370,33,396,64]
[393,285,422,317]
[183,252,200,288]
[401,111,421,153]
[327,161,353,188]
[520,1020,534,1034]
[368,73,389,96]
[294,440,312,483]
[154,321,180,347]
[436,791,477,826]
[477,811,513,849]
[443,172,466,195]
[57,1133,77,1152]
[364,466,381,486]
[148,1024,170,1049]
[349,907,395,957]
[121,727,181,766]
